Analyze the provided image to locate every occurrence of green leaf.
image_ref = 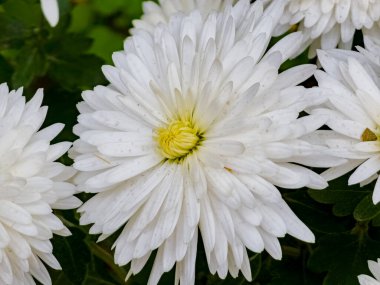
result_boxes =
[68,4,95,33]
[50,272,74,285]
[267,258,323,285]
[308,231,380,285]
[47,34,93,56]
[0,12,32,49]
[92,0,134,16]
[0,54,13,82]
[284,190,348,234]
[82,275,117,285]
[307,176,369,217]
[12,47,47,88]
[88,26,124,64]
[86,241,128,284]
[354,195,380,221]
[308,188,367,217]
[372,213,380,227]
[49,54,105,90]
[2,0,40,27]
[51,228,91,284]
[250,253,262,281]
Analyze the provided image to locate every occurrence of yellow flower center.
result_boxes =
[157,120,201,160]
[361,128,379,142]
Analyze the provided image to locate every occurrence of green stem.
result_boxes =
[86,240,128,284]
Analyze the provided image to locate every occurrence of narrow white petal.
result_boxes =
[349,156,380,185]
[368,260,380,281]
[40,0,59,27]
[358,275,380,285]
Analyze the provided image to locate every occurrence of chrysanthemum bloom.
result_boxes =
[131,0,236,34]
[0,83,81,285]
[273,0,380,58]
[358,259,380,285]
[40,0,59,27]
[313,50,380,204]
[72,1,335,283]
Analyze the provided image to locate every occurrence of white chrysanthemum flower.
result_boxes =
[131,0,237,34]
[72,1,334,283]
[40,0,59,27]
[358,259,380,285]
[0,83,81,285]
[274,0,380,58]
[313,49,380,204]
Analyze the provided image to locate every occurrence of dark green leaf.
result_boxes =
[308,231,380,285]
[50,272,74,285]
[48,34,93,56]
[68,4,95,33]
[372,213,380,227]
[267,258,323,285]
[12,47,47,88]
[86,241,128,284]
[2,0,40,27]
[0,55,13,82]
[308,188,367,217]
[354,195,380,221]
[88,26,124,64]
[51,228,91,284]
[49,54,105,90]
[0,12,32,49]
[307,176,370,217]
[284,190,349,233]
[82,267,119,285]
[92,0,131,15]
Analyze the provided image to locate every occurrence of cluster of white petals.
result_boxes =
[0,84,81,285]
[71,1,338,284]
[4,0,380,284]
[40,0,59,27]
[131,0,236,34]
[274,0,380,57]
[311,48,380,204]
[358,34,380,75]
[359,259,380,285]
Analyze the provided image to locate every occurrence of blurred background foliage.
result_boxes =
[0,0,378,284]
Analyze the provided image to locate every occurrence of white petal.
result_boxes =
[349,155,380,185]
[358,275,380,285]
[40,0,59,27]
[368,259,380,281]
[85,154,162,188]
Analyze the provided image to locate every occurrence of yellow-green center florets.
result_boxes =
[361,128,380,142]
[157,120,201,160]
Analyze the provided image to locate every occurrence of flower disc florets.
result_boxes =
[157,119,201,160]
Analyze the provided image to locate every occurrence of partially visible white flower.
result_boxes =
[313,49,380,204]
[273,0,380,58]
[40,0,59,27]
[363,16,380,42]
[131,0,237,34]
[72,1,334,284]
[358,259,380,285]
[357,35,380,75]
[0,83,81,285]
